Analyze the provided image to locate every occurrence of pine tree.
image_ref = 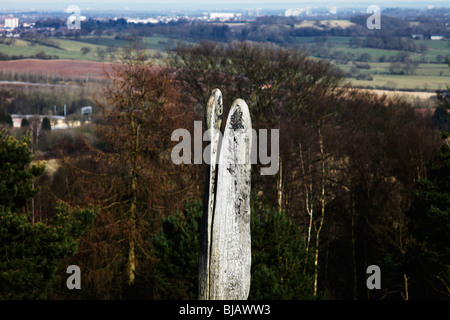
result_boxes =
[20,118,29,128]
[151,198,315,299]
[407,140,450,298]
[0,130,44,209]
[41,117,51,131]
[250,208,315,300]
[0,129,97,299]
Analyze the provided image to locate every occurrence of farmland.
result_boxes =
[337,62,450,91]
[1,32,448,91]
[295,36,450,91]
[0,35,174,62]
[0,59,113,79]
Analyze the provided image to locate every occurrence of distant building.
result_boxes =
[4,17,19,30]
[285,7,311,17]
[411,34,424,40]
[126,17,158,24]
[5,33,20,38]
[285,8,305,17]
[11,115,81,130]
[209,12,235,21]
[243,8,262,17]
[430,35,446,40]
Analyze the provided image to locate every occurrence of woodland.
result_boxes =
[0,40,449,300]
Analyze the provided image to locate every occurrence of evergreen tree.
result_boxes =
[151,199,201,299]
[151,198,314,299]
[407,140,450,299]
[0,113,13,127]
[0,89,14,127]
[20,118,29,128]
[0,204,97,299]
[5,114,12,127]
[432,63,450,133]
[432,94,450,133]
[0,129,97,299]
[41,117,51,131]
[250,209,315,299]
[0,130,44,209]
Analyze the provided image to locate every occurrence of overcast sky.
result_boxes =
[1,0,448,11]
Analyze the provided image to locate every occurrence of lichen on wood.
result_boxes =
[199,90,252,300]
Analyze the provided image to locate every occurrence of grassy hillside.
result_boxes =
[0,38,106,61]
[338,62,449,90]
[0,35,175,62]
[296,36,450,90]
[1,33,448,91]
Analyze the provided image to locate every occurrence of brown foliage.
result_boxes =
[55,46,201,298]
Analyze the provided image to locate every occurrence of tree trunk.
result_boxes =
[128,235,136,286]
[127,75,139,286]
[128,172,137,286]
[351,195,358,300]
[313,122,326,299]
[403,273,409,300]
[300,141,313,272]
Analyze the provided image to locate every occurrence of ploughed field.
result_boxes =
[0,59,112,79]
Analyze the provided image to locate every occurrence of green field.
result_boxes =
[0,38,108,61]
[295,36,450,90]
[298,36,450,63]
[345,74,448,91]
[1,35,449,91]
[0,35,176,62]
[339,62,450,76]
[337,62,450,90]
[416,39,450,61]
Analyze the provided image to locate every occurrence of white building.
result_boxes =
[411,34,424,40]
[430,35,446,40]
[4,17,19,30]
[209,12,235,21]
[126,17,159,24]
[285,7,311,17]
[243,8,262,17]
[11,115,81,130]
[285,8,304,17]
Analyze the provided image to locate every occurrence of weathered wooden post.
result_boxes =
[199,89,223,300]
[199,89,252,300]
